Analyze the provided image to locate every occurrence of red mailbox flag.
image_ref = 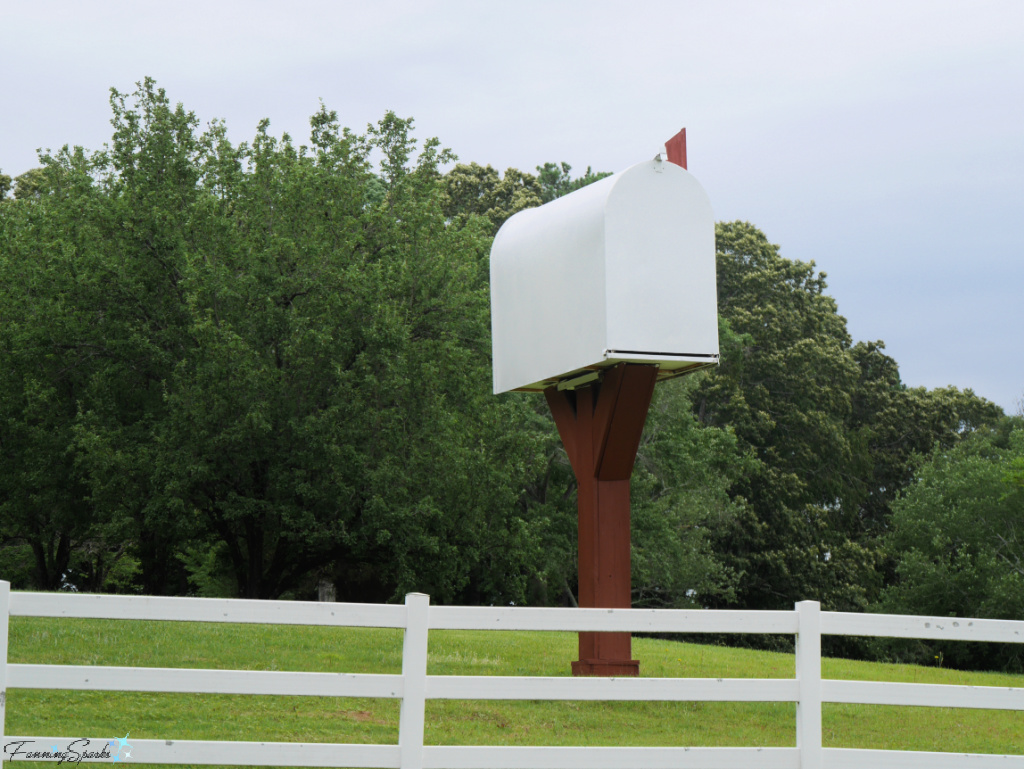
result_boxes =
[665,128,687,169]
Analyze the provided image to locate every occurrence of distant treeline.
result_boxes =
[2,80,1021,670]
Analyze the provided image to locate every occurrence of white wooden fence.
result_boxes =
[1,579,1022,768]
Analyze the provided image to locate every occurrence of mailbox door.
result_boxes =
[604,161,718,359]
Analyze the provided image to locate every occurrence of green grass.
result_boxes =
[7,616,1024,756]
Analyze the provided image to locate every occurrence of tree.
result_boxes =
[11,89,1005,623]
[12,168,49,200]
[0,148,131,590]
[535,162,611,203]
[629,375,751,608]
[0,87,205,593]
[694,222,874,612]
[846,340,1002,541]
[440,162,542,236]
[694,222,1003,616]
[131,91,546,601]
[0,79,548,602]
[880,417,1024,670]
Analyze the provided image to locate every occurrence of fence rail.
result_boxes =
[2,581,1023,769]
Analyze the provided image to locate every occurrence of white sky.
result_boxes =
[2,0,1022,410]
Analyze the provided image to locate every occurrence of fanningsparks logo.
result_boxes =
[4,734,132,764]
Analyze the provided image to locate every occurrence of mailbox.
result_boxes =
[490,157,719,394]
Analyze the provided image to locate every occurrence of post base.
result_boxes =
[572,658,640,677]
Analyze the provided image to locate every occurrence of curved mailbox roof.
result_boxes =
[490,158,719,394]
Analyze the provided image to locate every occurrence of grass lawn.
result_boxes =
[6,614,1024,757]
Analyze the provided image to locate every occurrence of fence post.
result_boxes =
[399,593,430,769]
[795,600,822,769]
[0,581,9,759]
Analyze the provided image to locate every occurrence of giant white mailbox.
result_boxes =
[490,157,719,394]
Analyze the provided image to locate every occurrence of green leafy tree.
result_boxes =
[11,90,1005,624]
[535,162,611,203]
[695,222,875,612]
[440,162,543,236]
[847,339,1002,541]
[629,375,751,608]
[1,79,548,601]
[0,148,138,590]
[12,168,50,200]
[0,86,202,593]
[880,417,1024,669]
[694,223,1001,616]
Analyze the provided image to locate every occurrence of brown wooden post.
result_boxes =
[545,363,658,676]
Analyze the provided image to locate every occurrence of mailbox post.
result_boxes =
[490,130,717,676]
[545,363,656,675]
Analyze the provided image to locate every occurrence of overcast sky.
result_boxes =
[2,0,1022,410]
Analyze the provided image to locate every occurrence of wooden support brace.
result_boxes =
[545,363,657,676]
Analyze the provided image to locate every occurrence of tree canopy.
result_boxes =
[695,222,1001,618]
[0,80,544,601]
[0,80,1014,672]
[879,417,1024,670]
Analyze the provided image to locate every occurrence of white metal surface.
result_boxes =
[9,664,403,698]
[2,738,401,767]
[490,159,718,394]
[8,591,407,627]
